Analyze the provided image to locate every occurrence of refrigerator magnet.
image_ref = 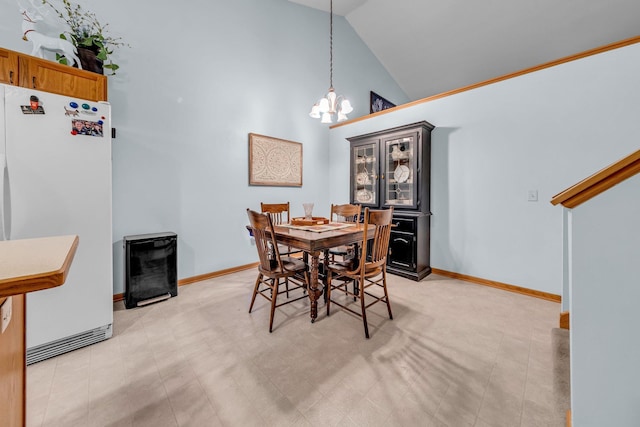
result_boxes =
[71,119,104,137]
[69,101,98,116]
[64,106,80,117]
[20,95,45,114]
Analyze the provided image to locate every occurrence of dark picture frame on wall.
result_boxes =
[370,91,396,114]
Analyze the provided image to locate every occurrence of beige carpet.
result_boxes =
[552,327,571,420]
[27,271,571,426]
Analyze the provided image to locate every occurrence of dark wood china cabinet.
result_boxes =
[347,121,434,281]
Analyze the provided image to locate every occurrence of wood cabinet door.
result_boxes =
[381,131,420,210]
[19,55,107,101]
[350,138,380,208]
[0,48,19,85]
[388,215,418,272]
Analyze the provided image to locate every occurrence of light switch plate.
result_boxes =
[1,296,12,334]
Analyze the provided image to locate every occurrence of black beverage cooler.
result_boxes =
[123,232,178,309]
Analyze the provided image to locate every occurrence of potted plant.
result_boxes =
[40,0,128,75]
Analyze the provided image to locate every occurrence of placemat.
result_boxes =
[280,222,353,233]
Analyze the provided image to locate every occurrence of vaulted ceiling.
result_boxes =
[289,0,640,102]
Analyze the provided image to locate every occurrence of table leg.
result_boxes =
[323,250,329,303]
[308,251,323,322]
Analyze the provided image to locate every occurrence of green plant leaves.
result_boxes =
[55,53,69,66]
[41,0,129,75]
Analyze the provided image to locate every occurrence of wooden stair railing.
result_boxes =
[552,149,640,427]
[552,148,640,328]
[551,149,640,208]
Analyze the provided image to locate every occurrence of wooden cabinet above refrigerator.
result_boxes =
[0,47,107,101]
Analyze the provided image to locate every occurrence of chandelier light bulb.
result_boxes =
[340,99,353,114]
[309,103,321,118]
[318,97,330,113]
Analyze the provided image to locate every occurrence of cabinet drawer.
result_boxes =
[392,216,416,233]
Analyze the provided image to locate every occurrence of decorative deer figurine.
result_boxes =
[21,9,82,69]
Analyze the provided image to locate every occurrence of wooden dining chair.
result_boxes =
[323,203,362,301]
[328,203,362,262]
[260,202,290,224]
[260,202,296,255]
[326,207,394,338]
[246,209,310,332]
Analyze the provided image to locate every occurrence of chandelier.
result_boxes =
[309,0,353,123]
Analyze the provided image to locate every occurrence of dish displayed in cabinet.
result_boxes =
[356,189,373,203]
[394,165,410,183]
[355,156,376,164]
[356,172,370,185]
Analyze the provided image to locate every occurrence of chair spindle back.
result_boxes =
[330,203,361,224]
[260,202,290,225]
[247,209,283,273]
[358,207,394,274]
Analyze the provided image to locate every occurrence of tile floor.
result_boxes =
[26,271,570,427]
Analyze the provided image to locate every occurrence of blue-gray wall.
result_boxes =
[0,0,408,294]
[569,172,640,426]
[328,42,640,297]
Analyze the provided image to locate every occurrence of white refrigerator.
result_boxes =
[0,83,113,364]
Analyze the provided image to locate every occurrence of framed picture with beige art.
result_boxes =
[248,133,303,187]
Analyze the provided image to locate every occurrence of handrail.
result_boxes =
[551,149,640,208]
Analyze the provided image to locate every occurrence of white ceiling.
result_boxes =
[289,0,640,101]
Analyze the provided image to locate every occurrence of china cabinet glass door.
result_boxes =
[348,121,434,281]
[383,134,418,209]
[352,142,378,207]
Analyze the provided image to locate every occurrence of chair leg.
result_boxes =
[359,279,369,338]
[285,278,290,298]
[269,278,279,333]
[326,270,332,316]
[249,274,262,313]
[382,270,393,320]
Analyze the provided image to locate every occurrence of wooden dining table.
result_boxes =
[272,222,373,323]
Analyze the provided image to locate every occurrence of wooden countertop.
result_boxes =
[0,235,79,298]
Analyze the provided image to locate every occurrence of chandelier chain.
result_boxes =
[329,0,333,89]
